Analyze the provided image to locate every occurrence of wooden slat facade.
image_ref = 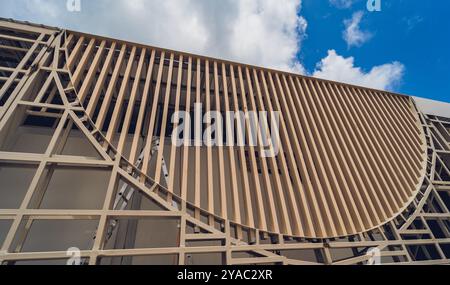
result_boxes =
[1,18,450,265]
[57,30,426,239]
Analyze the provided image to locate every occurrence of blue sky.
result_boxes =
[301,0,450,101]
[1,0,448,102]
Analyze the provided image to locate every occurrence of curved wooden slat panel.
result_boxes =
[64,31,427,238]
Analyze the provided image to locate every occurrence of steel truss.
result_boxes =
[0,19,449,265]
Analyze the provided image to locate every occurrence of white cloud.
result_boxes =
[343,11,372,48]
[1,0,407,91]
[329,0,355,9]
[228,1,307,73]
[22,0,59,18]
[0,0,307,74]
[313,50,405,91]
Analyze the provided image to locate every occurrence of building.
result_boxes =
[0,18,449,265]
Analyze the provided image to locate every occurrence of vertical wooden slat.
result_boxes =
[280,74,331,236]
[142,51,166,175]
[194,58,202,217]
[77,40,106,104]
[117,48,146,155]
[71,38,95,88]
[378,93,424,163]
[291,77,347,235]
[230,64,255,229]
[332,83,393,222]
[311,80,368,231]
[362,90,419,183]
[86,42,117,117]
[213,61,227,219]
[222,63,242,226]
[106,46,137,143]
[66,36,85,71]
[154,53,175,186]
[323,81,387,227]
[63,33,74,49]
[204,60,215,218]
[302,78,362,234]
[95,44,127,130]
[249,68,280,234]
[371,92,422,178]
[237,66,268,232]
[275,73,326,236]
[340,85,407,206]
[265,71,306,235]
[399,97,422,129]
[129,49,156,164]
[295,77,350,233]
[168,55,184,194]
[388,95,422,139]
[353,88,415,199]
[258,70,292,236]
[180,57,193,202]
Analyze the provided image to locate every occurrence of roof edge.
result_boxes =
[3,17,444,102]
